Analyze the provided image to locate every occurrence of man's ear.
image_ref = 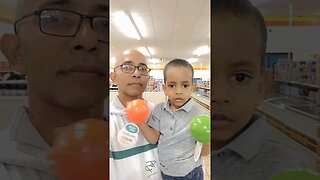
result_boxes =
[1,34,26,74]
[109,71,116,85]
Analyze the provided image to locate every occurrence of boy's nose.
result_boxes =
[175,86,183,94]
[212,81,231,104]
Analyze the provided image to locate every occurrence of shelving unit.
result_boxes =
[197,86,210,90]
[275,79,320,90]
[191,93,210,112]
[196,86,210,98]
[260,74,320,171]
[0,62,27,97]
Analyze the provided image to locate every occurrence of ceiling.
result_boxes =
[110,0,210,66]
[1,0,320,66]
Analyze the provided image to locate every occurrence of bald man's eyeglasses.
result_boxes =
[114,64,151,76]
[14,9,108,43]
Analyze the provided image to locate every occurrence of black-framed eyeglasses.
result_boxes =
[114,64,151,76]
[14,9,108,43]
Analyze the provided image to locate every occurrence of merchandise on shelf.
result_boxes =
[274,54,320,88]
[0,72,28,96]
[297,61,309,83]
[308,61,317,85]
[146,77,163,92]
[195,79,210,98]
[316,59,320,86]
[275,58,291,81]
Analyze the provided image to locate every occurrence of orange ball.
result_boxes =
[125,99,150,124]
[50,119,108,180]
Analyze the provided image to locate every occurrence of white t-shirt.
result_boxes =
[0,106,56,180]
[109,96,162,180]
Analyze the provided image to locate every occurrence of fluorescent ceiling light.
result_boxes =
[187,58,198,64]
[112,11,141,40]
[193,45,210,56]
[149,58,160,64]
[132,13,147,38]
[138,47,154,57]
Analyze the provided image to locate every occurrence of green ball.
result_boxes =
[269,170,320,180]
[190,115,211,144]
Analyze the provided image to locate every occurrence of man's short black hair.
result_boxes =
[213,0,267,67]
[163,59,194,83]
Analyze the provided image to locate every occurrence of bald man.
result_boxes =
[0,0,108,179]
[109,49,162,180]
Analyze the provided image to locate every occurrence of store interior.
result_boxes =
[253,0,320,173]
[0,0,319,179]
[109,0,210,112]
[109,1,211,178]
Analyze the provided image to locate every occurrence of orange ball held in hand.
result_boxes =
[125,99,150,124]
[50,119,108,180]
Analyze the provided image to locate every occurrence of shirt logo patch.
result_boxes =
[145,160,157,173]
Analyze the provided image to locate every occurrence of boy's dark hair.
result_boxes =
[163,59,194,83]
[213,0,267,67]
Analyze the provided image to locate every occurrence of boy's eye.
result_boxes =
[235,74,246,82]
[183,84,189,88]
[168,85,175,88]
[232,73,252,83]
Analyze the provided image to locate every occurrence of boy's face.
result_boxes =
[212,14,265,148]
[162,66,195,111]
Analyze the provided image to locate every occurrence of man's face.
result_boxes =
[212,14,265,147]
[163,66,194,110]
[16,0,108,110]
[111,51,150,99]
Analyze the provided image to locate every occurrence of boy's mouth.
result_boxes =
[213,114,232,129]
[174,98,184,102]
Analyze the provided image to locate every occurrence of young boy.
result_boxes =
[137,59,210,179]
[212,0,308,179]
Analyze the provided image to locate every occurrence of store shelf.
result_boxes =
[258,110,317,155]
[191,93,210,111]
[197,86,210,90]
[265,96,319,118]
[275,79,320,89]
[0,80,27,84]
[0,96,28,100]
[256,96,319,154]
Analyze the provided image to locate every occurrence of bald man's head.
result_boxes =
[2,0,109,118]
[15,0,40,20]
[110,49,150,101]
[15,0,109,20]
[115,49,147,67]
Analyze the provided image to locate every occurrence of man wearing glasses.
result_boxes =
[0,0,108,179]
[109,49,162,180]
